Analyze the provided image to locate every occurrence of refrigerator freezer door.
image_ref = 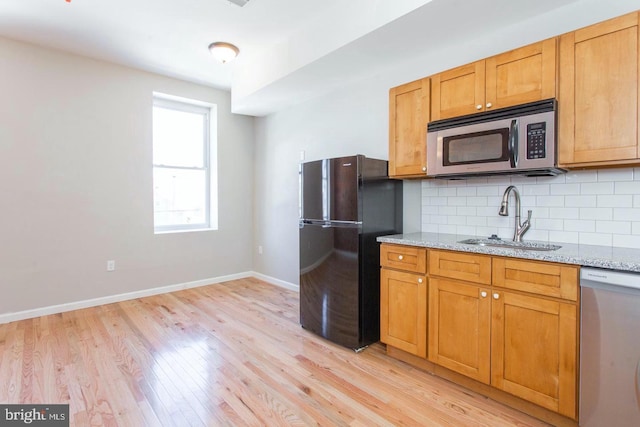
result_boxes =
[300,159,326,221]
[300,156,360,223]
[329,156,359,222]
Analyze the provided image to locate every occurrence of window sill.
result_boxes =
[154,227,217,235]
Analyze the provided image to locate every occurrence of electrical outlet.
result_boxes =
[107,260,115,272]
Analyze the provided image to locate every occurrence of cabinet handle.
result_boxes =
[493,293,500,300]
[418,278,423,284]
[480,291,487,298]
[486,102,493,108]
[476,104,482,110]
[398,255,403,260]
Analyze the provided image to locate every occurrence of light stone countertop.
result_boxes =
[377,232,640,273]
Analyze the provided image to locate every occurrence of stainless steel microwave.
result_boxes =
[426,99,565,178]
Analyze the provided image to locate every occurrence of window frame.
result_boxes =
[152,95,216,233]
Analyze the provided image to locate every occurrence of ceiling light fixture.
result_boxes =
[227,0,251,6]
[208,42,240,64]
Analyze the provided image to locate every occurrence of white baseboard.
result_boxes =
[0,272,257,325]
[251,271,299,292]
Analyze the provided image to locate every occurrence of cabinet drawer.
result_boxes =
[380,244,427,274]
[429,250,491,284]
[492,258,579,301]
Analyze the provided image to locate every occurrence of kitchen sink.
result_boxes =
[457,238,562,251]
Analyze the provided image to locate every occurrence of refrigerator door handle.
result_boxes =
[323,158,331,221]
[300,219,362,228]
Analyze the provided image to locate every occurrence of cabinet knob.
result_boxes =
[418,278,423,284]
[422,166,427,172]
[480,291,487,298]
[398,255,403,260]
[476,104,482,110]
[493,293,500,300]
[486,102,493,108]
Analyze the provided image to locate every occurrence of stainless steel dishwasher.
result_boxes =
[580,267,640,426]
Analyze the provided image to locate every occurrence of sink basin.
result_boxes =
[458,238,562,251]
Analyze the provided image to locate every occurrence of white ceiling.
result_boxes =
[0,0,623,116]
[0,0,340,87]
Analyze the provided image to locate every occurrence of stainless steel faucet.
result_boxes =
[499,185,532,242]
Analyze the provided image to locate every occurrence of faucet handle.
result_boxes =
[522,210,533,229]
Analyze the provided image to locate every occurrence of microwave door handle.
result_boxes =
[509,119,519,168]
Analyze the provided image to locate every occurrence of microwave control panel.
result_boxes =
[526,122,546,159]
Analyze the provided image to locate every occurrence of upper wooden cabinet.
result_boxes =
[388,78,430,178]
[559,12,640,167]
[431,38,557,121]
[431,61,485,120]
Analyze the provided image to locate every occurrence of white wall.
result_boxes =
[0,37,254,316]
[253,0,640,287]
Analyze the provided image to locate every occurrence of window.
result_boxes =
[152,95,217,233]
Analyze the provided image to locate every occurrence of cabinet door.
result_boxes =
[428,278,491,383]
[431,61,485,121]
[380,268,427,357]
[485,38,557,110]
[559,12,640,167]
[388,78,430,177]
[491,291,577,419]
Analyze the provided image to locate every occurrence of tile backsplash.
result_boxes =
[421,167,640,248]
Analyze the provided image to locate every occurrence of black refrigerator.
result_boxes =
[299,155,402,350]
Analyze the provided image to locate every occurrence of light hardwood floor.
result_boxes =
[0,278,550,426]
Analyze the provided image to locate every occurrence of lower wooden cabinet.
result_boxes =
[381,244,580,422]
[380,268,427,357]
[492,290,577,418]
[428,277,578,417]
[429,250,491,284]
[493,257,578,301]
[428,278,491,383]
